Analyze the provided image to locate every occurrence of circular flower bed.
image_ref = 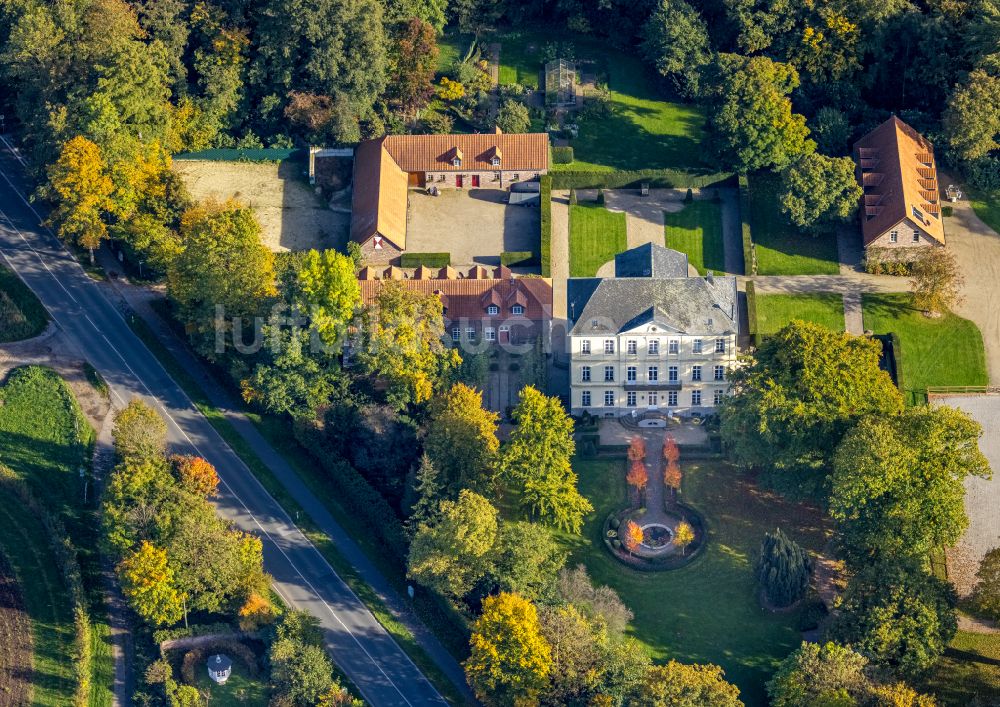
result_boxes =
[641,523,673,549]
[602,504,707,571]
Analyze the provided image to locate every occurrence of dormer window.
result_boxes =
[487,305,499,315]
[491,156,500,167]
[511,304,524,315]
[452,157,462,167]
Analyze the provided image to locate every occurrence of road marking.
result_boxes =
[0,157,442,704]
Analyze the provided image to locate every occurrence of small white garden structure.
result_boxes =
[207,654,233,685]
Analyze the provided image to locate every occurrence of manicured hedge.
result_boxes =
[550,169,734,190]
[745,280,760,347]
[540,175,553,277]
[551,146,574,164]
[738,175,755,276]
[400,252,450,268]
[500,251,539,267]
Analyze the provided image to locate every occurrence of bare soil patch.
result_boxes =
[0,550,33,707]
[174,160,349,252]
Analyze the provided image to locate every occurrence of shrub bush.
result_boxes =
[569,188,577,205]
[400,252,450,268]
[540,175,552,277]
[756,528,812,608]
[596,188,605,205]
[863,248,915,276]
[500,251,538,267]
[942,205,954,217]
[550,169,734,191]
[552,146,574,164]
[684,188,693,203]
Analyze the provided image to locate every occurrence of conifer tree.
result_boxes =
[756,529,812,607]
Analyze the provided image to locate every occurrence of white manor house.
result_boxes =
[566,243,739,417]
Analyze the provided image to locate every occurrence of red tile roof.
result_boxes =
[382,132,549,173]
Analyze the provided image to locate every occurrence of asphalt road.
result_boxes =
[0,137,447,707]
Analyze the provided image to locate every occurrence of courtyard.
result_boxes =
[405,189,540,268]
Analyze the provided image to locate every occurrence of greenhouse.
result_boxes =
[544,59,576,107]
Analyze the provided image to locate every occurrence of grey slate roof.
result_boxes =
[614,242,689,278]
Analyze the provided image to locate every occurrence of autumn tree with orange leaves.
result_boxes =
[173,455,220,497]
[623,520,644,557]
[627,436,647,462]
[626,460,649,508]
[663,436,682,503]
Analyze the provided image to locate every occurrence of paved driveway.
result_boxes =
[933,393,1000,596]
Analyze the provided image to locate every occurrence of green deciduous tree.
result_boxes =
[168,199,277,357]
[500,386,593,533]
[538,603,608,704]
[117,541,185,627]
[943,69,1000,162]
[407,489,499,599]
[830,560,957,679]
[424,382,500,494]
[45,135,114,262]
[756,528,811,607]
[356,281,461,408]
[810,107,851,156]
[767,642,869,707]
[490,521,567,601]
[974,547,1000,622]
[830,406,989,568]
[779,153,862,229]
[720,321,903,495]
[269,612,356,706]
[113,399,168,463]
[297,248,362,350]
[638,660,743,706]
[496,99,531,134]
[465,592,552,706]
[640,0,712,97]
[705,54,814,172]
[555,565,633,637]
[388,18,439,120]
[910,247,965,316]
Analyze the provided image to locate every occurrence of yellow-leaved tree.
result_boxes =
[117,541,185,627]
[46,135,114,263]
[465,592,552,705]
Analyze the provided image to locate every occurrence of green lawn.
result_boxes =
[495,30,706,171]
[664,200,725,274]
[195,663,270,706]
[0,500,78,707]
[0,264,48,342]
[925,631,1000,706]
[557,458,829,706]
[862,293,988,400]
[569,203,627,277]
[747,174,840,275]
[970,188,1000,236]
[756,294,845,335]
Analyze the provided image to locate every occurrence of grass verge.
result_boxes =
[569,203,627,277]
[969,188,1000,236]
[664,200,725,274]
[0,262,48,342]
[556,457,830,707]
[925,630,1000,705]
[124,314,468,706]
[747,174,839,275]
[861,293,988,400]
[755,293,845,335]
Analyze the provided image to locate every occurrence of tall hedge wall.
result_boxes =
[549,169,734,190]
[540,175,552,277]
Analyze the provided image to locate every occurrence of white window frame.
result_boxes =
[451,327,460,342]
[604,366,615,382]
[692,365,702,382]
[889,230,898,243]
[668,366,678,382]
[626,366,636,382]
[627,340,637,355]
[648,339,660,354]
[453,157,462,167]
[604,390,615,407]
[667,390,678,406]
[715,338,725,354]
[627,391,637,407]
[713,389,724,405]
[668,339,679,354]
[581,366,591,382]
[581,340,591,354]
[648,366,658,382]
[511,304,524,315]
[691,390,702,406]
[485,327,496,341]
[693,339,703,354]
[604,339,615,354]
[582,390,591,407]
[466,326,476,341]
[714,365,725,381]
[912,229,920,242]
[487,305,499,315]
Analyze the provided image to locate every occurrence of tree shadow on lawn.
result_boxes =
[572,103,707,171]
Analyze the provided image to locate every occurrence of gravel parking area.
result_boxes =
[934,393,1000,595]
[406,189,539,268]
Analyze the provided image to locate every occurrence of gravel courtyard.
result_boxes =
[935,392,1000,596]
[406,189,539,268]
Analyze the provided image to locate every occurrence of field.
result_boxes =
[557,457,829,706]
[756,294,845,335]
[0,498,77,706]
[862,294,988,400]
[925,630,1000,705]
[970,188,1000,236]
[568,203,627,276]
[493,30,706,171]
[0,551,33,706]
[747,174,840,275]
[664,200,725,274]
[173,160,348,252]
[0,263,47,342]
[194,663,270,706]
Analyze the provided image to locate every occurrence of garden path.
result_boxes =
[842,291,863,335]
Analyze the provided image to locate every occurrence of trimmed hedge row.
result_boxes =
[400,252,450,268]
[738,175,755,276]
[0,465,92,707]
[551,146,574,164]
[500,251,539,267]
[549,169,734,190]
[540,175,553,277]
[745,280,760,347]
